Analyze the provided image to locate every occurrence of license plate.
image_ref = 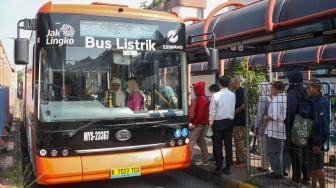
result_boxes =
[110,166,141,179]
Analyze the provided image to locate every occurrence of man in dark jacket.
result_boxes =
[189,81,209,166]
[306,79,330,188]
[284,70,309,186]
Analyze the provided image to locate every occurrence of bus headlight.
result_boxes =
[39,149,47,156]
[50,149,58,157]
[169,139,176,147]
[177,138,183,146]
[61,149,69,156]
[184,138,190,144]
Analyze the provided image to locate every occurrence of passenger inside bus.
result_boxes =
[159,86,178,109]
[61,82,79,101]
[126,78,144,111]
[111,77,126,107]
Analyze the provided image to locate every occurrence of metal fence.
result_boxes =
[245,81,336,188]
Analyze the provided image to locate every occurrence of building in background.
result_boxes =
[0,40,17,107]
[150,0,257,20]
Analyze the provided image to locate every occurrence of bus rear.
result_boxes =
[15,2,190,185]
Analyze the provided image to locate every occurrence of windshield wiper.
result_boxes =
[68,120,100,138]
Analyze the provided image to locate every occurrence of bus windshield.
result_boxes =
[37,46,185,122]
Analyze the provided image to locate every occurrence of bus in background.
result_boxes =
[14,2,190,185]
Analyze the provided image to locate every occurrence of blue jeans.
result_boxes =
[268,137,285,175]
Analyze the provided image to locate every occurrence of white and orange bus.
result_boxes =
[14,2,190,186]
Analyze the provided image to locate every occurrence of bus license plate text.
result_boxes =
[83,131,109,141]
[111,166,141,179]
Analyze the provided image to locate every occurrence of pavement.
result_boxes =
[185,138,257,188]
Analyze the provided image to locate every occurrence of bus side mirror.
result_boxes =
[207,48,218,71]
[14,38,29,65]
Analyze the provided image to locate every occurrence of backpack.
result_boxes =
[291,88,313,147]
[291,114,313,146]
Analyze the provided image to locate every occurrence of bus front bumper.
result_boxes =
[34,145,191,185]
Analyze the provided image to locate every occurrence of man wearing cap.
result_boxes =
[209,75,236,175]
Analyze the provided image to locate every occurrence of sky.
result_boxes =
[0,0,152,64]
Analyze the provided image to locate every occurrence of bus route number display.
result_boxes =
[111,166,141,179]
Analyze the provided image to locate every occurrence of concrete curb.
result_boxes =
[184,164,257,188]
[222,176,257,188]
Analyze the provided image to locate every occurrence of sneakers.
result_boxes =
[284,180,300,187]
[234,162,247,168]
[222,167,231,175]
[212,167,222,175]
[208,157,216,162]
[301,180,311,185]
[195,161,208,166]
[266,172,283,179]
[256,167,268,172]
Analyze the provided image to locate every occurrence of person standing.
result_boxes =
[284,70,309,186]
[264,81,287,179]
[209,76,236,175]
[306,79,330,188]
[208,84,220,162]
[230,75,247,168]
[189,81,209,166]
[254,82,271,172]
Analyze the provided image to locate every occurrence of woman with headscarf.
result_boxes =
[160,86,178,109]
[126,78,144,111]
[111,77,125,107]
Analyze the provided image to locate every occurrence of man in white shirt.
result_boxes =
[209,75,236,175]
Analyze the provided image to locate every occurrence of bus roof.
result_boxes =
[37,1,182,22]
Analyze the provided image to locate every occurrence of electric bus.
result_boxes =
[14,2,190,185]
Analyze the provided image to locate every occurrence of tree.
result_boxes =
[225,57,266,128]
[141,0,167,9]
[17,70,23,85]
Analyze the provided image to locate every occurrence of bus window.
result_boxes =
[37,47,184,121]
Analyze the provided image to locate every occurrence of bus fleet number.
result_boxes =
[83,131,109,141]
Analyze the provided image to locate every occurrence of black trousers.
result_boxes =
[288,142,309,182]
[212,119,234,169]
